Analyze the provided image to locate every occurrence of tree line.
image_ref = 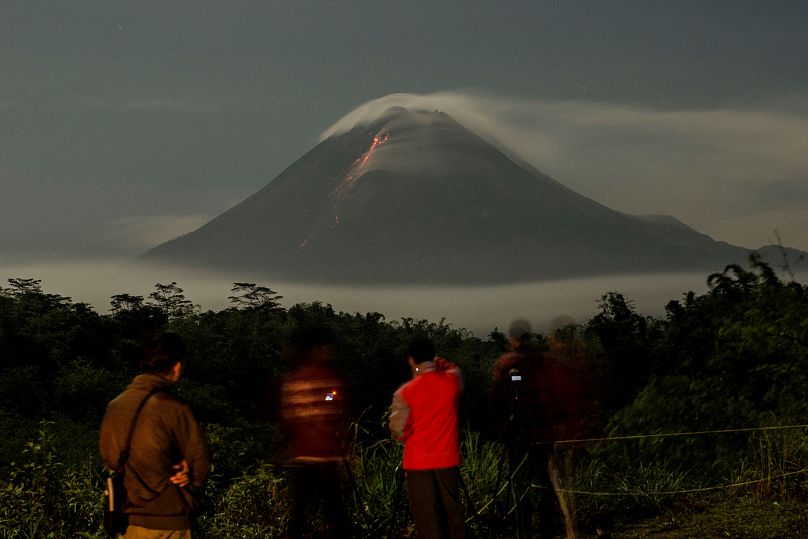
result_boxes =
[0,256,807,536]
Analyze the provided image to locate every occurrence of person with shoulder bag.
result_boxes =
[100,332,210,538]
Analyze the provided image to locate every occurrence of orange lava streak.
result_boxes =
[332,132,390,201]
[305,134,389,246]
[358,133,389,168]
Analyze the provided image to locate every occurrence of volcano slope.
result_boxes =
[143,107,776,284]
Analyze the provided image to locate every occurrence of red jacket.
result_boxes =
[390,360,462,470]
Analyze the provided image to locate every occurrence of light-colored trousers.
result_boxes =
[121,525,192,539]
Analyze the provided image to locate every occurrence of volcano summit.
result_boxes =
[143,107,772,284]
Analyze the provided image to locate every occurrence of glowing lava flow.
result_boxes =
[332,132,390,202]
[358,133,389,168]
[346,133,389,184]
[298,133,392,250]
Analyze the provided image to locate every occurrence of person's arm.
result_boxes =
[492,355,509,384]
[169,459,191,487]
[98,404,121,471]
[174,402,211,488]
[389,387,411,441]
[436,357,464,392]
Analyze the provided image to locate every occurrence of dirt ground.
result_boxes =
[609,496,808,539]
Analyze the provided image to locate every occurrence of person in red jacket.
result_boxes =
[389,336,465,539]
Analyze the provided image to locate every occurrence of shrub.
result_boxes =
[0,421,103,538]
[198,464,289,538]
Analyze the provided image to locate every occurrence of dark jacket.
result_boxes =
[99,374,210,530]
[492,351,586,443]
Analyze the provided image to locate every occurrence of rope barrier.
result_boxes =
[533,466,808,497]
[516,424,808,497]
[551,423,808,447]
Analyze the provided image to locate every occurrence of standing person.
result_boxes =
[99,331,210,539]
[279,324,350,539]
[491,320,551,537]
[491,319,542,446]
[491,319,580,539]
[389,336,465,539]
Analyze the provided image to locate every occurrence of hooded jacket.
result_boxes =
[99,373,210,530]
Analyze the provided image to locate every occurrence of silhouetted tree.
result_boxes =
[586,292,655,409]
[228,282,283,313]
[110,293,145,314]
[148,282,196,319]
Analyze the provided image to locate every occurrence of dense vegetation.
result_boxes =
[0,256,807,537]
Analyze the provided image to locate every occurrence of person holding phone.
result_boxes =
[389,336,465,539]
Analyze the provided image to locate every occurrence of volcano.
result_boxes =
[143,107,776,283]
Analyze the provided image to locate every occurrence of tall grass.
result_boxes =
[2,422,808,537]
[347,437,408,537]
[460,430,508,519]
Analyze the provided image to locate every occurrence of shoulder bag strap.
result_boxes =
[116,388,162,469]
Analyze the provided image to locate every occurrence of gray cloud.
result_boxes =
[0,259,730,336]
[749,177,808,211]
[6,259,805,336]
[105,214,211,250]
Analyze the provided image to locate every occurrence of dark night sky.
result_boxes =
[2,1,807,261]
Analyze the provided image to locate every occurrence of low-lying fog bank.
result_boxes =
[3,259,795,336]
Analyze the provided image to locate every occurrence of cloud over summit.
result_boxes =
[321,92,808,251]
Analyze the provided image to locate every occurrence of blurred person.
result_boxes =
[491,319,582,539]
[100,331,210,539]
[491,319,542,444]
[279,324,349,539]
[390,336,465,539]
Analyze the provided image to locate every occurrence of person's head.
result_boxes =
[407,336,436,367]
[140,331,186,382]
[285,323,336,364]
[508,318,532,351]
